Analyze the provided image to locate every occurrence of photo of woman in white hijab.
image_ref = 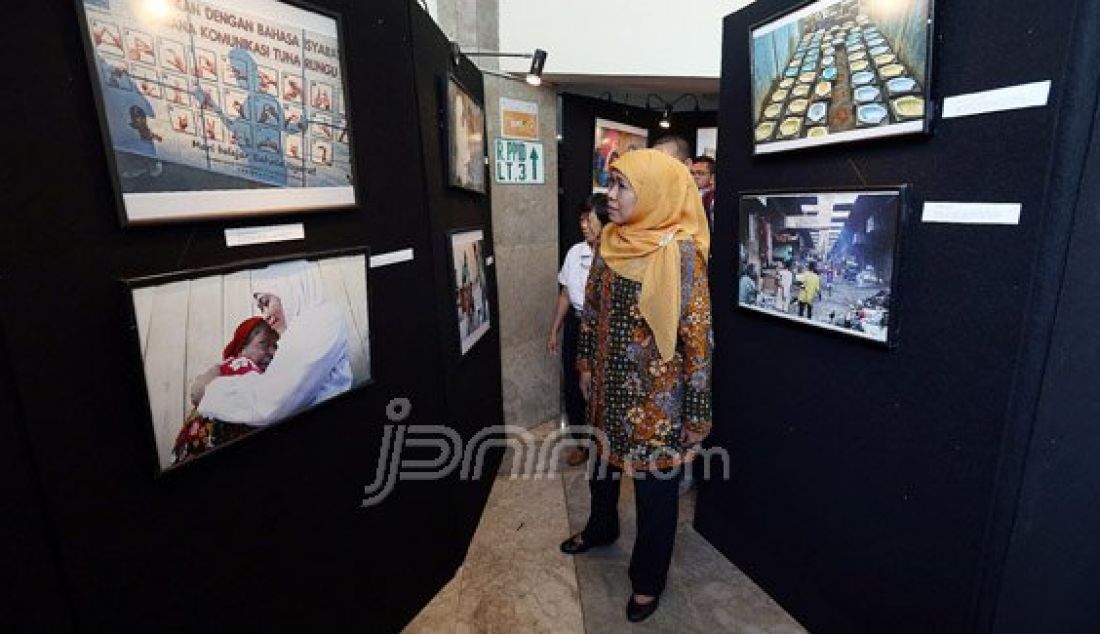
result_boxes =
[193,260,353,425]
[130,252,371,472]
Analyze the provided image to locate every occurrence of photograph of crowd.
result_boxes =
[737,189,903,344]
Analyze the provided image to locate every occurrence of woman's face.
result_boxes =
[255,293,287,334]
[606,170,638,224]
[580,210,602,244]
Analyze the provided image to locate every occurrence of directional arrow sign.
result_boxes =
[494,139,545,184]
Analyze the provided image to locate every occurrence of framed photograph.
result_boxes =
[126,249,372,473]
[446,76,487,193]
[448,229,492,355]
[750,0,933,155]
[737,186,907,346]
[593,118,648,192]
[75,0,358,225]
[696,127,718,158]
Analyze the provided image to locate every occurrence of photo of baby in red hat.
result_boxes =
[169,317,279,466]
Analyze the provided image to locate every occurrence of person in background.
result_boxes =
[548,194,610,466]
[776,260,794,313]
[739,264,758,305]
[798,261,822,320]
[173,317,281,465]
[691,155,716,231]
[651,134,692,167]
[560,149,712,623]
[193,261,352,426]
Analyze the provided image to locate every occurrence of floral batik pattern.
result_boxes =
[576,240,713,472]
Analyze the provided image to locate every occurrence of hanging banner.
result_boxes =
[494,139,544,184]
[499,97,539,140]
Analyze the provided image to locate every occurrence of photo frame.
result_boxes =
[696,127,719,159]
[445,75,488,193]
[736,186,908,347]
[592,118,648,192]
[750,0,934,155]
[75,0,359,225]
[125,247,372,474]
[447,228,492,355]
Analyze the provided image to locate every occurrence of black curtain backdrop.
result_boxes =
[1,1,501,630]
[695,0,1099,632]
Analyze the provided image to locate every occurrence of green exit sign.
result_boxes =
[494,139,545,185]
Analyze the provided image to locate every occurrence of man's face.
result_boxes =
[691,163,713,190]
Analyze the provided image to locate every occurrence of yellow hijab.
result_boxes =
[601,149,711,362]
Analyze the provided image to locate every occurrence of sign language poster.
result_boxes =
[79,0,356,224]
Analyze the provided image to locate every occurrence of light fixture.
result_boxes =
[648,94,702,130]
[526,49,547,86]
[449,43,548,86]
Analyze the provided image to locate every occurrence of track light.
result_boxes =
[450,43,548,86]
[526,49,547,86]
[659,106,672,129]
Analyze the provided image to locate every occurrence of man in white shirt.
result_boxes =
[548,194,609,466]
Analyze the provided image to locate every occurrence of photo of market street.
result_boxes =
[737,190,901,343]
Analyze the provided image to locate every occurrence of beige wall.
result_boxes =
[483,76,560,429]
[428,0,499,69]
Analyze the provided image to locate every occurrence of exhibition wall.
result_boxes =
[1,0,500,630]
[696,0,1100,632]
[988,8,1100,630]
[409,5,507,554]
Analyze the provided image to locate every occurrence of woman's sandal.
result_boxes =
[559,531,617,554]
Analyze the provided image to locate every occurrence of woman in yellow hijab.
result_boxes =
[560,149,713,622]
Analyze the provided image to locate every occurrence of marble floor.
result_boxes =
[404,422,806,633]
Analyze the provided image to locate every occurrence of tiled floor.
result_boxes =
[404,422,806,633]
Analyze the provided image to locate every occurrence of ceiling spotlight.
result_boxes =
[526,48,547,86]
[451,44,548,86]
[659,106,672,129]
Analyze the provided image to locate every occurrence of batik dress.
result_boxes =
[576,240,713,472]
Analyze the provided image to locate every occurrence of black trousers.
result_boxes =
[582,459,682,596]
[798,301,813,319]
[562,311,586,436]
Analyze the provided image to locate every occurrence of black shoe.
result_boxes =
[559,532,617,555]
[626,594,660,622]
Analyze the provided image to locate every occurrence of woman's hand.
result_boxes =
[680,426,706,460]
[579,371,592,401]
[189,365,221,407]
[546,327,561,354]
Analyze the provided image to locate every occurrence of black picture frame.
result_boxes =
[735,185,910,348]
[443,74,488,194]
[123,246,373,476]
[748,0,935,155]
[73,0,361,226]
[446,227,493,355]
